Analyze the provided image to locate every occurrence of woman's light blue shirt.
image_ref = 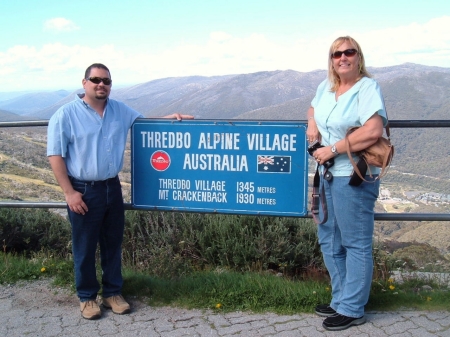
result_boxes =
[311,76,387,177]
[47,94,143,181]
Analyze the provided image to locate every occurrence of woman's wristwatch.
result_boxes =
[331,143,339,156]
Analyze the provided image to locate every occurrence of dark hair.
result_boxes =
[84,63,111,79]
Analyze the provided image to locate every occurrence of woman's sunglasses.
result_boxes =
[86,77,112,85]
[330,49,358,59]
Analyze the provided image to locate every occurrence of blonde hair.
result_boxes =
[327,36,371,92]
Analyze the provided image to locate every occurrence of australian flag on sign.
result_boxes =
[257,155,291,173]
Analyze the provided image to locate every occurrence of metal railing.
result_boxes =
[1,119,449,221]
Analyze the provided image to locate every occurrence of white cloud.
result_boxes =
[209,31,232,43]
[0,43,120,91]
[117,32,296,83]
[350,16,450,67]
[44,18,79,32]
[1,16,450,91]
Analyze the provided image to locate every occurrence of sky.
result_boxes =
[1,0,450,92]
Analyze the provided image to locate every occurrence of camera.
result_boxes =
[307,141,335,169]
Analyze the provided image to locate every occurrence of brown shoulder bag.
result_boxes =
[345,124,394,183]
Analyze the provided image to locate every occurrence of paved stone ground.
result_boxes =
[1,279,449,336]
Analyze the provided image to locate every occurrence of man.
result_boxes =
[47,63,192,320]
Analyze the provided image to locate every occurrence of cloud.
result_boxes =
[1,16,450,91]
[0,43,119,91]
[118,16,450,83]
[350,16,450,67]
[43,18,79,32]
[209,31,232,43]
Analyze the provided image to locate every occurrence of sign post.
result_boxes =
[131,120,308,217]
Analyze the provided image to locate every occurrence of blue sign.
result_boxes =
[131,120,308,216]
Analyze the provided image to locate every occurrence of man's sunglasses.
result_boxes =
[86,77,112,85]
[331,49,358,59]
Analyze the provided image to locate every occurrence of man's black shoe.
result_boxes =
[315,304,336,317]
[322,313,366,331]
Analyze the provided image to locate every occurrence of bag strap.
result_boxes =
[375,104,392,178]
[311,167,328,225]
[384,104,391,139]
[375,136,394,179]
[345,128,369,182]
[379,105,392,178]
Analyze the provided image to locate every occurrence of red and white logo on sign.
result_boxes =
[150,150,171,171]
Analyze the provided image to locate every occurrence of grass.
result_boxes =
[368,276,450,312]
[0,252,74,286]
[122,269,331,314]
[1,252,448,315]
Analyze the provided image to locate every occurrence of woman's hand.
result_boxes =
[306,107,320,144]
[311,145,334,166]
[306,119,320,144]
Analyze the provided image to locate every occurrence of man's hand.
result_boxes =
[65,190,88,215]
[48,155,89,215]
[165,113,194,120]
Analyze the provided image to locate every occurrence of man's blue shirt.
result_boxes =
[47,94,143,181]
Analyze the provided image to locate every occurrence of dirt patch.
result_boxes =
[0,278,77,309]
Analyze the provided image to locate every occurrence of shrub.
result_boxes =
[0,208,71,256]
[123,211,323,278]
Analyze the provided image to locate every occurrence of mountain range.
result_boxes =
[0,90,70,116]
[1,63,449,121]
[1,62,449,181]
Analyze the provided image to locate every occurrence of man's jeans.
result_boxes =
[68,176,124,301]
[317,175,380,318]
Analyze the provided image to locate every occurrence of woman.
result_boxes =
[306,36,387,331]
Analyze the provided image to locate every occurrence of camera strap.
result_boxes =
[311,166,328,225]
